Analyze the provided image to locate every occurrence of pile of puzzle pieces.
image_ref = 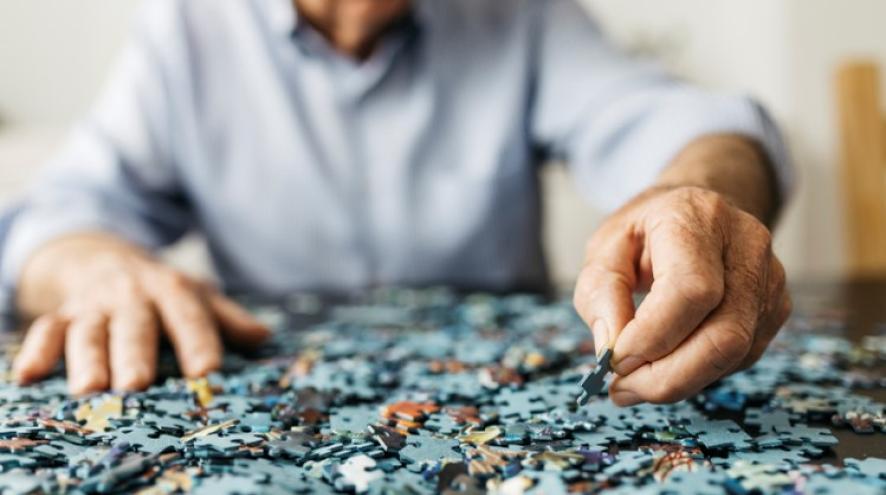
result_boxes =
[0,288,883,494]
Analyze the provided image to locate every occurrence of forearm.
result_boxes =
[17,232,150,318]
[654,134,780,225]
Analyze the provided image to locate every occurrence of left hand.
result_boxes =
[573,185,791,406]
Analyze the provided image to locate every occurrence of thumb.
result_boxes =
[573,226,639,355]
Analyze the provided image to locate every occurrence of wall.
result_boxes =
[784,0,886,279]
[1,1,886,283]
[0,0,141,126]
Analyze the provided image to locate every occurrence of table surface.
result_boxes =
[785,278,886,460]
[0,279,882,493]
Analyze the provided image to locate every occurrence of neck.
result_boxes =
[293,0,412,61]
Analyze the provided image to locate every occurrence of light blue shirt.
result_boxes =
[1,0,790,301]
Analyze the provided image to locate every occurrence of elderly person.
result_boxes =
[4,0,791,405]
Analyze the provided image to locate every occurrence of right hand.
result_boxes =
[12,233,270,395]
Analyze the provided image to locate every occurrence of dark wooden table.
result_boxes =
[787,278,885,461]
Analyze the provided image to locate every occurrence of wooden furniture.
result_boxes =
[789,278,886,459]
[835,62,886,277]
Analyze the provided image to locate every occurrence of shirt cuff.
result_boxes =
[572,88,793,212]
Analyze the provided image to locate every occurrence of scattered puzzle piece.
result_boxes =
[0,288,879,493]
[576,348,612,406]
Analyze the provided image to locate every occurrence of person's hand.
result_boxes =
[574,185,791,406]
[12,234,270,395]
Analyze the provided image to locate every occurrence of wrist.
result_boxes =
[654,134,778,224]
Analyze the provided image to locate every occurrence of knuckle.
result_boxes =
[731,262,767,294]
[90,252,127,274]
[573,265,631,319]
[703,325,752,373]
[161,270,194,292]
[579,265,606,290]
[176,300,213,326]
[740,214,773,252]
[78,312,108,328]
[585,222,621,254]
[115,302,157,329]
[636,332,677,362]
[750,219,773,245]
[65,312,106,335]
[109,276,144,300]
[588,269,632,302]
[30,313,63,332]
[697,190,729,218]
[648,377,685,404]
[673,186,729,221]
[58,300,86,318]
[676,273,723,310]
[132,312,158,333]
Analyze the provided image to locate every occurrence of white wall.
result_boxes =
[1,1,885,283]
[784,0,886,279]
[0,0,141,126]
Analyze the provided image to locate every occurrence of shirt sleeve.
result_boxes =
[0,0,191,311]
[529,0,793,211]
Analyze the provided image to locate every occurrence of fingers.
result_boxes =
[148,273,223,378]
[609,283,757,406]
[736,258,791,370]
[609,215,771,406]
[611,220,725,376]
[65,314,111,395]
[13,314,67,384]
[735,293,791,371]
[108,302,158,391]
[204,289,270,347]
[573,227,639,354]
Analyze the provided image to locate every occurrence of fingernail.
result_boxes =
[611,389,643,407]
[613,355,645,375]
[592,320,609,353]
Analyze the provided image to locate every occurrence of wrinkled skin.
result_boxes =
[13,235,269,395]
[574,185,791,406]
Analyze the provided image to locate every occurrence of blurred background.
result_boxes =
[0,0,884,285]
